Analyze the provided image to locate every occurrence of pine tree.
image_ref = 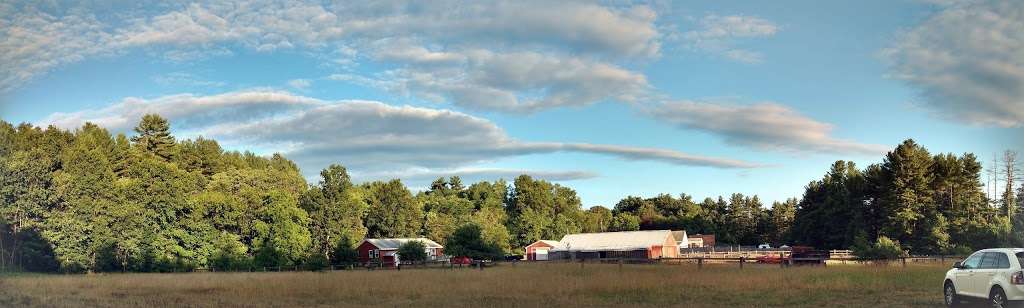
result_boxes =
[130,114,176,161]
[879,139,943,253]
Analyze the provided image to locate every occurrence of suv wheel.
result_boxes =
[990,287,1007,308]
[944,282,959,307]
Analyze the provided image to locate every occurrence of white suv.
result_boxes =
[944,248,1024,307]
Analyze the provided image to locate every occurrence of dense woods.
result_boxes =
[0,115,1021,272]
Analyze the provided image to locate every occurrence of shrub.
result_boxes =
[446,223,503,260]
[303,252,329,271]
[397,241,428,264]
[331,235,359,265]
[210,233,251,271]
[852,235,908,260]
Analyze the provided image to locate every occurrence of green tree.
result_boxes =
[331,235,359,265]
[364,179,422,238]
[130,114,176,161]
[768,198,797,246]
[609,213,640,231]
[175,137,224,177]
[209,232,251,271]
[300,165,368,259]
[505,175,583,248]
[445,223,503,260]
[791,161,865,249]
[879,140,945,253]
[253,191,312,266]
[581,206,613,233]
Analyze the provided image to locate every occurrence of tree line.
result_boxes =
[0,115,1020,272]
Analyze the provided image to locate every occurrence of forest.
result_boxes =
[0,114,1022,272]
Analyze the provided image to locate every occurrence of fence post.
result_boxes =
[902,257,907,267]
[698,257,703,269]
[779,253,785,269]
[618,258,623,271]
[739,257,744,269]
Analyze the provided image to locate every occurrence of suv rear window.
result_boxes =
[1018,252,1023,268]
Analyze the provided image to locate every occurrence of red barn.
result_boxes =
[525,240,559,261]
[357,238,444,267]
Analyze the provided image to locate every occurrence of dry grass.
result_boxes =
[0,262,951,307]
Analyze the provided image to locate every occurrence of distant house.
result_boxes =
[689,234,716,248]
[686,237,704,248]
[525,240,560,261]
[549,230,679,260]
[357,238,444,267]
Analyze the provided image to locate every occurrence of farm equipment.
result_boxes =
[790,246,829,265]
[754,246,829,265]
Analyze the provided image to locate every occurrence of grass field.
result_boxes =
[0,262,955,307]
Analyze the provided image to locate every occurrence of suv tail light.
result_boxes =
[1012,271,1024,285]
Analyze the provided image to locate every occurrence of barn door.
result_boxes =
[536,248,548,260]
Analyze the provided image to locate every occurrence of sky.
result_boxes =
[1,0,1022,207]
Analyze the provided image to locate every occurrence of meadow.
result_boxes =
[0,262,952,308]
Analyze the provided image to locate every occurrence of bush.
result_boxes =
[852,235,908,260]
[210,233,252,271]
[331,235,359,265]
[397,240,428,264]
[254,241,284,268]
[303,252,329,271]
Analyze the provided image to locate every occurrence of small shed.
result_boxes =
[357,238,444,267]
[525,240,560,261]
[549,230,679,260]
[691,234,716,248]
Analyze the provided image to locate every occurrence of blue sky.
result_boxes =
[1,0,1021,207]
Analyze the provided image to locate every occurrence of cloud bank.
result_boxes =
[41,91,764,180]
[645,101,888,155]
[885,0,1024,127]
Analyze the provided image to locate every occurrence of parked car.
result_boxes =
[451,256,473,265]
[758,244,772,249]
[944,248,1024,307]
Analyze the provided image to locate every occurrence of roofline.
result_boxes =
[359,238,444,249]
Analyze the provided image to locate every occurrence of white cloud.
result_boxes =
[644,100,888,155]
[286,79,312,91]
[352,167,598,183]
[0,12,115,93]
[152,72,226,88]
[41,90,764,174]
[0,0,660,102]
[680,14,778,63]
[884,0,1024,127]
[346,49,650,113]
[42,90,322,132]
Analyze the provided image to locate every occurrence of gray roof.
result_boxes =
[671,231,687,241]
[362,238,443,250]
[552,230,676,252]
